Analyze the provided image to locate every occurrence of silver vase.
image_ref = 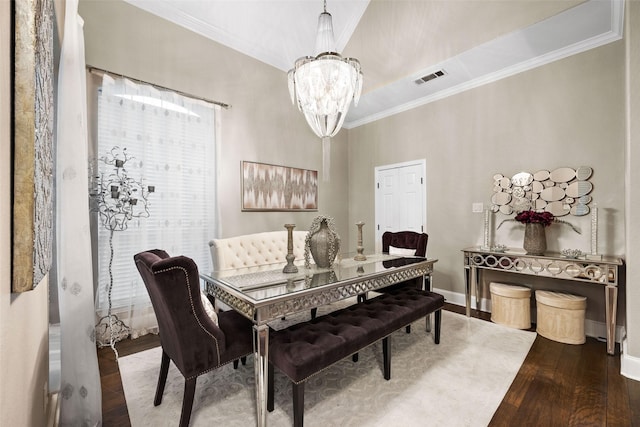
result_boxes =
[309,219,340,268]
[523,222,546,255]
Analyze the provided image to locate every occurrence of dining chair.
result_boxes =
[357,231,429,332]
[382,230,428,258]
[134,249,254,427]
[381,231,429,332]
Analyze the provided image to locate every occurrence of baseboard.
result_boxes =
[434,287,625,343]
[621,339,640,381]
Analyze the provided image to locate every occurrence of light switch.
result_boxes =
[472,202,484,213]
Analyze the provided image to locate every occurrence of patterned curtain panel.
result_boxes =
[95,74,218,341]
[55,0,102,424]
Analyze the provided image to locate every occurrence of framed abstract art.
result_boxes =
[241,161,318,211]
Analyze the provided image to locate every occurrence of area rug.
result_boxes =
[119,310,536,427]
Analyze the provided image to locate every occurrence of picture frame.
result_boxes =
[11,0,54,292]
[241,161,318,211]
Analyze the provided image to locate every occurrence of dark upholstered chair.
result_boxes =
[381,231,429,333]
[358,231,429,332]
[382,230,428,257]
[381,230,428,289]
[358,231,429,302]
[134,250,254,427]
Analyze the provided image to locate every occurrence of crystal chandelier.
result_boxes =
[288,0,363,139]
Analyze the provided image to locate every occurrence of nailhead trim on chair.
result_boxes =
[153,265,223,367]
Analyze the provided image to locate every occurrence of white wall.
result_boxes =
[347,41,626,326]
[623,0,640,378]
[79,0,352,251]
[0,1,50,424]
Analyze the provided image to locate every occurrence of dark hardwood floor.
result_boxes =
[98,303,640,426]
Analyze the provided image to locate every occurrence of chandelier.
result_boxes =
[287,0,363,139]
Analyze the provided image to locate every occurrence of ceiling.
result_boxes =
[123,0,623,128]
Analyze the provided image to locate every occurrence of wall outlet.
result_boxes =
[472,202,484,213]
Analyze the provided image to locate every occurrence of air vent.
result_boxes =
[414,69,446,85]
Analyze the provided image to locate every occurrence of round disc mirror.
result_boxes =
[511,172,533,187]
[545,201,570,217]
[491,192,512,205]
[578,195,592,204]
[550,167,576,183]
[570,204,590,216]
[540,186,566,202]
[512,187,526,198]
[533,170,550,181]
[566,181,593,198]
[575,166,593,180]
[531,181,544,193]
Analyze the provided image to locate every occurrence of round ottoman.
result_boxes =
[490,282,531,329]
[535,290,587,345]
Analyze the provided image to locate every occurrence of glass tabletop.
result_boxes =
[201,253,431,302]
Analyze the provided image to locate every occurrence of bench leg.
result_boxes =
[267,363,274,412]
[310,308,317,319]
[434,309,442,344]
[292,381,305,427]
[383,337,391,380]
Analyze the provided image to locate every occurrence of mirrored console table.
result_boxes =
[462,247,624,355]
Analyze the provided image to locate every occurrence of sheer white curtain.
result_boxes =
[95,74,218,340]
[55,0,101,424]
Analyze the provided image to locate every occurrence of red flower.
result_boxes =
[514,210,554,227]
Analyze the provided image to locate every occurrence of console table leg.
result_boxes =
[473,266,481,312]
[464,266,472,317]
[253,324,270,426]
[605,285,618,355]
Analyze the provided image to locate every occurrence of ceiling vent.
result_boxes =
[414,69,446,85]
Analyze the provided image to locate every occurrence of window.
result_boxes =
[94,74,218,337]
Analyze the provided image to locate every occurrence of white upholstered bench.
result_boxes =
[208,230,311,317]
[209,230,308,271]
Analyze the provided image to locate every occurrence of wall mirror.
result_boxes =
[491,166,593,217]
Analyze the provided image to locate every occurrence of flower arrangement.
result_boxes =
[514,210,554,227]
[498,209,581,234]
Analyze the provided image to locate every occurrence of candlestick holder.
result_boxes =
[480,208,491,250]
[283,224,298,273]
[354,221,367,261]
[586,203,602,260]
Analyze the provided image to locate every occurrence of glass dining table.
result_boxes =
[200,253,437,427]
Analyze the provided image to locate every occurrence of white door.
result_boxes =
[375,160,426,251]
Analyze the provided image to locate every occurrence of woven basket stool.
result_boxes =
[535,290,587,345]
[490,282,531,329]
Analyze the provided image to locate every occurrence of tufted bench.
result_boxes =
[209,230,307,271]
[267,287,445,426]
